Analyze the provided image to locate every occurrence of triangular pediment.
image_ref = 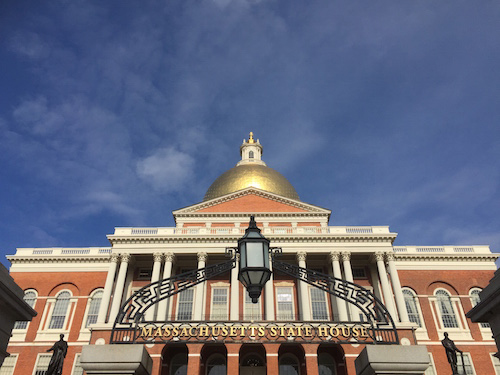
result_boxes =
[173,188,330,215]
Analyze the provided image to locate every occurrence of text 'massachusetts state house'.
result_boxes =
[3,133,499,375]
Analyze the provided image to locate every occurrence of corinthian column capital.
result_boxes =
[373,252,385,262]
[329,251,340,262]
[386,252,395,262]
[296,251,307,263]
[110,253,119,263]
[341,251,351,262]
[197,252,208,263]
[121,253,131,263]
[153,252,163,263]
[164,252,175,263]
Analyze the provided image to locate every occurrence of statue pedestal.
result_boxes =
[355,345,430,375]
[81,345,152,375]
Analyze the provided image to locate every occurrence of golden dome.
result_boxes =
[203,164,300,201]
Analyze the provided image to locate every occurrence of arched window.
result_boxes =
[249,151,254,159]
[318,352,336,375]
[241,354,265,367]
[206,354,226,375]
[435,289,458,328]
[170,353,187,375]
[86,290,103,327]
[470,288,489,328]
[14,290,37,329]
[402,289,422,327]
[279,354,300,375]
[49,291,71,329]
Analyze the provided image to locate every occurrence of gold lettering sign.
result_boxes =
[136,323,371,343]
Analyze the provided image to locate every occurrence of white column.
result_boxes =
[342,251,360,321]
[329,252,348,321]
[230,254,240,321]
[374,252,397,319]
[194,252,207,321]
[386,252,410,323]
[97,253,119,324]
[145,252,163,321]
[297,251,311,321]
[157,252,175,321]
[108,253,131,323]
[265,253,275,321]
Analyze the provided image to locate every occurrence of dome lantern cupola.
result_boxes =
[203,133,300,201]
[237,132,265,166]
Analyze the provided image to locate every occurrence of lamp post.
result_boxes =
[237,216,272,303]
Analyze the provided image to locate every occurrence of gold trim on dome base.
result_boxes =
[203,164,300,201]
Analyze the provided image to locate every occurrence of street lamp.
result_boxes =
[238,216,272,303]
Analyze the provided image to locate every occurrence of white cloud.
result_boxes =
[136,147,195,192]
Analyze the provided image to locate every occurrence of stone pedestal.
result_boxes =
[81,345,153,375]
[467,268,500,356]
[355,345,430,375]
[0,263,36,366]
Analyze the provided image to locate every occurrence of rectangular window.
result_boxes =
[0,354,18,375]
[177,289,194,320]
[72,354,84,375]
[276,287,294,320]
[211,287,228,320]
[310,288,329,320]
[137,268,152,280]
[352,268,367,279]
[457,353,474,375]
[34,354,52,375]
[244,293,261,320]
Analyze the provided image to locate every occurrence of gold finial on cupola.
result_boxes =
[248,132,255,143]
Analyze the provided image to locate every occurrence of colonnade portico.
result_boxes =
[96,248,411,325]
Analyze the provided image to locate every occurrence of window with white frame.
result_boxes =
[34,354,52,375]
[470,288,490,328]
[13,290,37,329]
[177,289,194,320]
[49,291,71,330]
[244,292,261,320]
[72,353,84,375]
[85,290,103,327]
[276,286,294,320]
[210,287,228,320]
[457,353,475,375]
[0,354,18,375]
[402,288,422,327]
[435,289,459,328]
[490,353,500,375]
[310,288,329,320]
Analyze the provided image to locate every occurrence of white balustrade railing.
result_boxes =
[112,226,391,236]
[20,247,112,257]
[393,246,490,254]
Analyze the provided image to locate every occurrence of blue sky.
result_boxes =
[1,1,499,267]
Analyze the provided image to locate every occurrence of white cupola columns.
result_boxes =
[237,132,266,166]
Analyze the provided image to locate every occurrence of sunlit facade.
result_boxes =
[3,135,498,375]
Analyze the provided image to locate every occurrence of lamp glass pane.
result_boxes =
[246,242,264,267]
[248,270,265,285]
[239,243,247,268]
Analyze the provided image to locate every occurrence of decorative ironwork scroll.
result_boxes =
[271,249,398,344]
[111,248,398,345]
[111,257,236,343]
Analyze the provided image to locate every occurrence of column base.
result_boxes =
[355,345,430,375]
[81,344,152,375]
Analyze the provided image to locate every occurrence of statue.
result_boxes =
[441,332,463,374]
[46,334,68,375]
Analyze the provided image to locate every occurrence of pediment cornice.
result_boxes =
[173,188,331,216]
